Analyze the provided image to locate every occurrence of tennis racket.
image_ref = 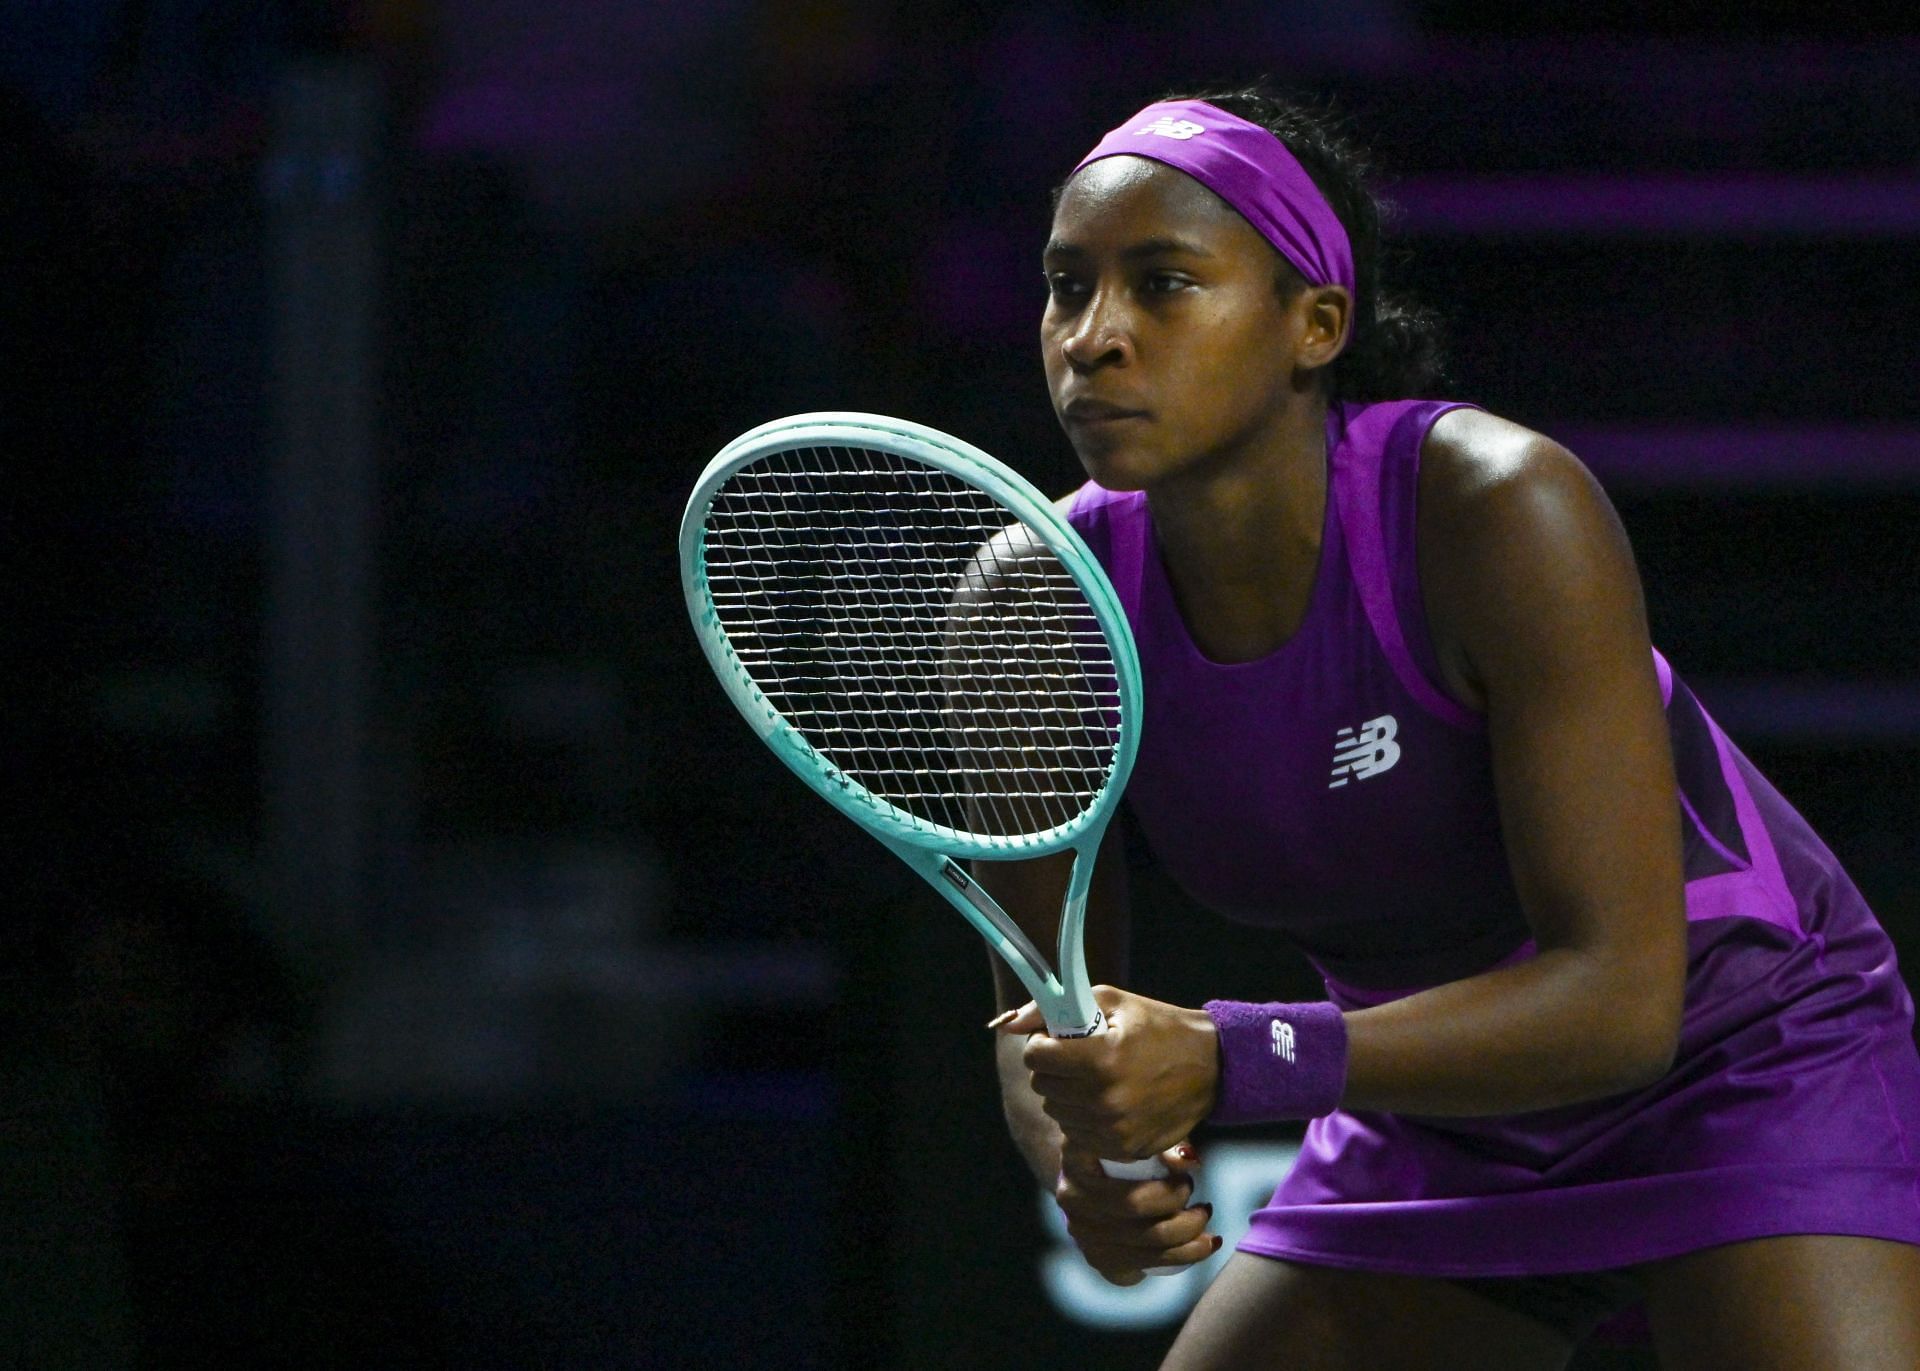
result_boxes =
[680,411,1170,1190]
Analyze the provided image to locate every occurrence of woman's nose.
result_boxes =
[1059,289,1131,371]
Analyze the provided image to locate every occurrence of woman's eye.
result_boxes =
[1045,273,1088,300]
[1145,272,1191,294]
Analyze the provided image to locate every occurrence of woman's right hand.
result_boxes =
[1053,1140,1220,1285]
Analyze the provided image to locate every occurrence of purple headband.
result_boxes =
[1070,99,1355,296]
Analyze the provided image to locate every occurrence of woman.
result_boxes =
[984,87,1920,1369]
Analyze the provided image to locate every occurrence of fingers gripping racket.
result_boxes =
[681,412,1168,1188]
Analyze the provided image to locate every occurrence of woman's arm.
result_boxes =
[1337,409,1687,1114]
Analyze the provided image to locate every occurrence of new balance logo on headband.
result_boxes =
[1329,715,1401,788]
[1135,116,1206,140]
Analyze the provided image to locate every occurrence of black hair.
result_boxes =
[1159,84,1448,402]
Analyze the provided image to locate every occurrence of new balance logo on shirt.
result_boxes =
[1135,116,1206,140]
[1330,714,1401,788]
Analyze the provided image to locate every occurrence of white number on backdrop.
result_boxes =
[1038,1139,1303,1329]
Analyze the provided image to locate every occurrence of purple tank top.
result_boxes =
[1066,398,1808,992]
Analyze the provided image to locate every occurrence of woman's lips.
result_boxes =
[1062,399,1150,426]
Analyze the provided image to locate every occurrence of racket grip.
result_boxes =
[1096,1154,1183,1277]
[1098,1156,1169,1181]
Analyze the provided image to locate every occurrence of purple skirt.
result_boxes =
[1243,881,1920,1276]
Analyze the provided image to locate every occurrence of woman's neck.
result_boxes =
[1144,401,1331,662]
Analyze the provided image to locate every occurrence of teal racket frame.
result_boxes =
[680,412,1143,1038]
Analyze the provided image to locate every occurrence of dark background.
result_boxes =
[6,2,1919,1367]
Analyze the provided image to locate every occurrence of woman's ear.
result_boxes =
[1295,285,1353,373]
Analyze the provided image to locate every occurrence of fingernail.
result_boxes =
[1210,1235,1224,1253]
[1196,1202,1214,1219]
[1175,1144,1198,1163]
[985,1009,1017,1030]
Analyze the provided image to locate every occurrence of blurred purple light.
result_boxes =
[1560,425,1920,488]
[1691,679,1920,744]
[1393,175,1920,237]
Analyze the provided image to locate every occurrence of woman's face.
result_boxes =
[1042,156,1334,491]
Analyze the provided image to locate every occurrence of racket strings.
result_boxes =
[700,445,1122,839]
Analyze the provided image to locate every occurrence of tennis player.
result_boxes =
[984,86,1920,1368]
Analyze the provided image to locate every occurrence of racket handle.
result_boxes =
[1098,1156,1169,1181]
[1096,1154,1182,1276]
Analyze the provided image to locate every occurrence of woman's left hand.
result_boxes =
[996,987,1219,1160]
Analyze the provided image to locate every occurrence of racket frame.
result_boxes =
[681,412,1141,1039]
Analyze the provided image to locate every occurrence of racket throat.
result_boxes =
[940,858,1055,981]
[937,857,1103,1037]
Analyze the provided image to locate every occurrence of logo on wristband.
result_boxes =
[1270,1018,1296,1063]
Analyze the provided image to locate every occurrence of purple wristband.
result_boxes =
[1203,1000,1349,1125]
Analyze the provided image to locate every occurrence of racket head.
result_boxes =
[680,412,1141,860]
